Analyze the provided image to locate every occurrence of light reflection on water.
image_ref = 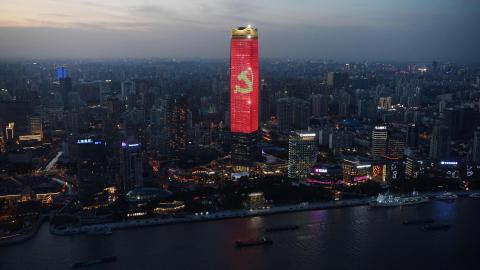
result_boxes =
[1,199,479,270]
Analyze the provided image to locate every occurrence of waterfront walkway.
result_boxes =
[45,190,480,236]
[51,198,370,235]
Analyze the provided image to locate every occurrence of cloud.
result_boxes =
[0,0,479,61]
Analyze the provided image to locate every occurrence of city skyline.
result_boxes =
[1,2,480,269]
[0,0,479,61]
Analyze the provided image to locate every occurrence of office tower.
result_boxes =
[122,80,137,110]
[121,80,136,100]
[149,104,168,152]
[79,80,101,105]
[58,66,72,111]
[443,107,465,139]
[65,111,81,134]
[100,79,120,104]
[311,94,328,117]
[438,100,447,113]
[277,97,293,132]
[326,72,349,89]
[378,97,392,110]
[167,96,188,160]
[230,26,259,171]
[288,131,317,179]
[429,125,451,160]
[406,123,419,148]
[329,129,353,155]
[337,91,351,117]
[57,65,69,79]
[259,79,270,126]
[230,25,259,134]
[405,155,425,179]
[387,132,405,159]
[292,98,310,130]
[28,115,43,139]
[119,140,143,193]
[231,131,259,171]
[5,122,14,140]
[472,128,480,163]
[371,125,388,158]
[67,91,81,111]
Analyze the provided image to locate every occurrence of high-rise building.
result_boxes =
[288,131,317,179]
[405,155,425,179]
[378,97,392,110]
[5,122,14,141]
[28,115,43,140]
[387,132,405,159]
[119,140,143,193]
[121,80,136,100]
[443,107,465,140]
[292,98,310,130]
[406,123,419,149]
[230,25,259,134]
[259,79,270,126]
[311,94,329,117]
[326,72,349,89]
[371,125,388,158]
[472,127,480,163]
[230,26,259,171]
[277,98,293,132]
[429,124,451,160]
[167,96,188,160]
[358,98,377,120]
[57,66,72,111]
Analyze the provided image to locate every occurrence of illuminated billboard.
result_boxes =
[230,26,259,134]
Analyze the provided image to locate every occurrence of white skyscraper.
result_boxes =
[371,125,388,158]
[288,131,317,179]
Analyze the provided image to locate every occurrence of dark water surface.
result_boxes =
[1,199,479,270]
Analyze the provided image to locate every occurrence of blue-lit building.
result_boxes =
[57,66,72,111]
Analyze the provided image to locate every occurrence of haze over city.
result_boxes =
[1,0,479,61]
[1,1,480,269]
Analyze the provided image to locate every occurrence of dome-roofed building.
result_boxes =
[125,187,172,203]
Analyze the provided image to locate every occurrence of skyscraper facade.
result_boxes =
[259,79,270,126]
[387,132,405,159]
[429,124,451,160]
[371,125,388,158]
[288,131,317,179]
[230,26,259,171]
[58,66,72,111]
[230,26,259,133]
[167,96,188,160]
[472,128,480,163]
[277,97,293,132]
[406,123,419,149]
[119,140,143,194]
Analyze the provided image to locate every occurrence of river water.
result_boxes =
[1,198,479,270]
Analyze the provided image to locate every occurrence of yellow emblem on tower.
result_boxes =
[234,68,254,94]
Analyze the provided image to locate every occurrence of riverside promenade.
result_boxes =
[51,190,480,236]
[51,198,370,235]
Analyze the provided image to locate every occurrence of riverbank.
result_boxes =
[0,215,46,246]
[35,189,480,237]
[50,189,479,235]
[51,198,369,235]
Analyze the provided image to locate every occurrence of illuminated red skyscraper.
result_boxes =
[230,26,259,133]
[230,26,259,171]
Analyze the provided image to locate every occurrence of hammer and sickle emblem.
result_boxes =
[234,68,254,94]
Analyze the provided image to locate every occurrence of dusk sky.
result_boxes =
[0,0,479,61]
